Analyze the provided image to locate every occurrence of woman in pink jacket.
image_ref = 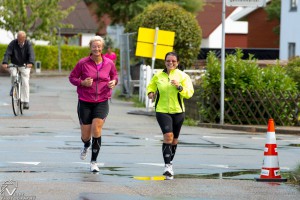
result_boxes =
[69,36,118,172]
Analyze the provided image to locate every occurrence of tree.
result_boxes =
[264,0,281,35]
[125,2,202,69]
[84,0,204,26]
[0,0,75,42]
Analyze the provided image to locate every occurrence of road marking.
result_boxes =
[251,137,265,140]
[203,136,227,139]
[136,163,164,167]
[54,135,77,138]
[72,162,105,166]
[133,176,165,181]
[199,164,230,168]
[9,162,40,165]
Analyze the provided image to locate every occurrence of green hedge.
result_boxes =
[198,49,299,125]
[0,44,120,71]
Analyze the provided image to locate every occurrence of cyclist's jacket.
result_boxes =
[147,68,194,113]
[69,55,118,103]
[2,39,35,66]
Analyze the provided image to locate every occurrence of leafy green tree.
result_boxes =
[125,2,202,69]
[84,0,204,26]
[264,0,281,35]
[0,0,75,42]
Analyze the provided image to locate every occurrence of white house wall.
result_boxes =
[81,33,96,47]
[201,7,248,48]
[280,0,300,60]
[0,29,14,44]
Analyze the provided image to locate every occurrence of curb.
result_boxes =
[198,123,300,135]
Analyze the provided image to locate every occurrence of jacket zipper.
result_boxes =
[96,66,99,101]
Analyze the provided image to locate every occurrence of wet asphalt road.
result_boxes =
[0,75,300,200]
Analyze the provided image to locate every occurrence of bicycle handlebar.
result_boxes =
[8,63,27,68]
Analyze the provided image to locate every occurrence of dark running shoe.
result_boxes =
[23,102,29,109]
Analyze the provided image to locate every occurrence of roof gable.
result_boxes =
[196,1,237,38]
[60,0,98,34]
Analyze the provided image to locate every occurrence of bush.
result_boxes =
[286,56,300,91]
[35,45,90,70]
[0,44,120,71]
[202,49,297,92]
[198,49,299,125]
[125,2,202,69]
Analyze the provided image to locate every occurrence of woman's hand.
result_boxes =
[108,80,116,89]
[81,77,93,87]
[170,79,180,88]
[148,92,155,100]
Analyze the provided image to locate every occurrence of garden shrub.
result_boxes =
[199,49,299,125]
[286,56,300,91]
[125,2,202,69]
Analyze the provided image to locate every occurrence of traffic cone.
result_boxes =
[255,119,287,182]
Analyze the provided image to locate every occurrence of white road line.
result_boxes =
[72,162,105,166]
[9,162,40,165]
[251,137,265,140]
[54,136,77,138]
[203,136,227,139]
[136,163,164,167]
[199,164,230,168]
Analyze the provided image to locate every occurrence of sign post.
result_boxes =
[220,0,267,124]
[136,27,175,76]
[135,27,175,111]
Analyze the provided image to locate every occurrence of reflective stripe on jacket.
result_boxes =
[147,69,194,113]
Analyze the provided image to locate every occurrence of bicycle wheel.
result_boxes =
[11,84,21,116]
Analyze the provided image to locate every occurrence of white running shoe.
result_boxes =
[80,147,89,160]
[90,162,100,172]
[163,164,174,178]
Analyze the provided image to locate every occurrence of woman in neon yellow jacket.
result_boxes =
[147,52,194,179]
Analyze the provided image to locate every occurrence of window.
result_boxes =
[288,43,296,58]
[291,0,297,11]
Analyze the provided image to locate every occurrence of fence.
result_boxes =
[119,32,137,97]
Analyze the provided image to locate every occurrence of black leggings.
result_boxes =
[156,112,185,138]
[77,100,109,125]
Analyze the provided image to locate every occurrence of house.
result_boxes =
[196,0,279,50]
[280,0,299,60]
[0,0,98,46]
[58,0,98,46]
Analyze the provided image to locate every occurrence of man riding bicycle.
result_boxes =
[2,31,35,110]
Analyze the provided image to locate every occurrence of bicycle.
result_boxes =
[8,64,25,116]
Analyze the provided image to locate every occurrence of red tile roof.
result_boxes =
[196,1,237,38]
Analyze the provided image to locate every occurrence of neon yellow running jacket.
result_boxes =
[147,69,194,113]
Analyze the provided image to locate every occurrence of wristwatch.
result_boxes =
[177,85,183,92]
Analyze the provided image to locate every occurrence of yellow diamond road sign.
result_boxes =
[135,27,175,60]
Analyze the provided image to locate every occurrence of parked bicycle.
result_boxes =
[8,64,25,116]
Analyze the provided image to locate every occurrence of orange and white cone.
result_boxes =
[255,119,287,182]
